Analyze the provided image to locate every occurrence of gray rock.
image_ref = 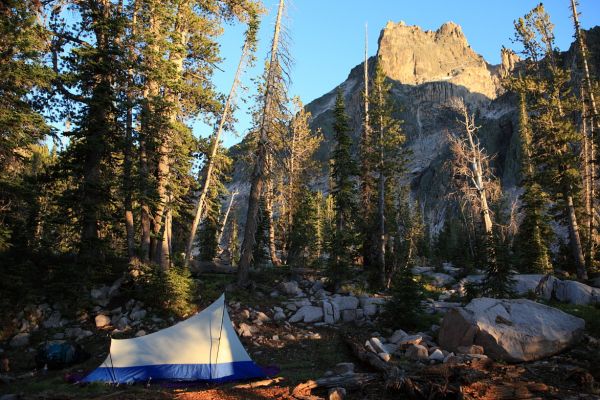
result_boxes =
[52,332,65,340]
[554,280,599,305]
[511,274,554,300]
[110,306,123,315]
[42,311,63,329]
[273,310,286,321]
[333,362,354,375]
[9,333,30,348]
[135,330,147,337]
[405,344,429,361]
[107,277,124,298]
[368,337,387,354]
[130,309,147,321]
[382,343,398,354]
[115,316,130,330]
[388,329,408,344]
[438,297,585,362]
[95,314,111,328]
[442,262,461,276]
[425,272,455,287]
[331,295,359,311]
[279,281,304,296]
[429,349,445,362]
[322,301,340,324]
[77,330,93,341]
[289,305,324,323]
[341,309,356,322]
[412,266,434,275]
[397,334,423,348]
[359,296,386,316]
[90,286,110,306]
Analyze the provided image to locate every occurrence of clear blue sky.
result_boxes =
[195,0,600,147]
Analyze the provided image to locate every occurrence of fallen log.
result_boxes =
[343,335,408,390]
[233,377,283,389]
[292,373,378,400]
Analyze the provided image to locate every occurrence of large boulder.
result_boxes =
[438,298,585,362]
[511,274,556,300]
[554,280,599,305]
[425,272,455,287]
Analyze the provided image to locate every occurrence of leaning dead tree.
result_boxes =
[238,0,286,285]
[183,15,258,268]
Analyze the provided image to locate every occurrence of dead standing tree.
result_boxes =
[448,99,500,265]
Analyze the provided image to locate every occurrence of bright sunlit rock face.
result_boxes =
[377,21,499,100]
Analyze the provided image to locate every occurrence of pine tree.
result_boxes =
[329,89,359,284]
[0,0,52,253]
[288,187,320,267]
[369,61,407,288]
[513,4,587,279]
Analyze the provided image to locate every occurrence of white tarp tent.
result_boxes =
[81,294,265,383]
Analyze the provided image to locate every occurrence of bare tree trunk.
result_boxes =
[152,143,169,268]
[216,190,237,247]
[567,194,588,279]
[571,0,597,269]
[265,163,281,266]
[361,23,374,268]
[184,41,250,268]
[238,0,285,286]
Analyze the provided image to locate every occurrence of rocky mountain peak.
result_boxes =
[377,20,499,100]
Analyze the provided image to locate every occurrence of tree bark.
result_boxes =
[184,41,250,268]
[265,154,281,266]
[216,190,237,247]
[237,0,285,286]
[566,194,588,280]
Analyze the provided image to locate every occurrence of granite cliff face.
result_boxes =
[305,21,519,232]
[377,21,499,101]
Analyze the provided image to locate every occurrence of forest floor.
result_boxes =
[1,267,600,399]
